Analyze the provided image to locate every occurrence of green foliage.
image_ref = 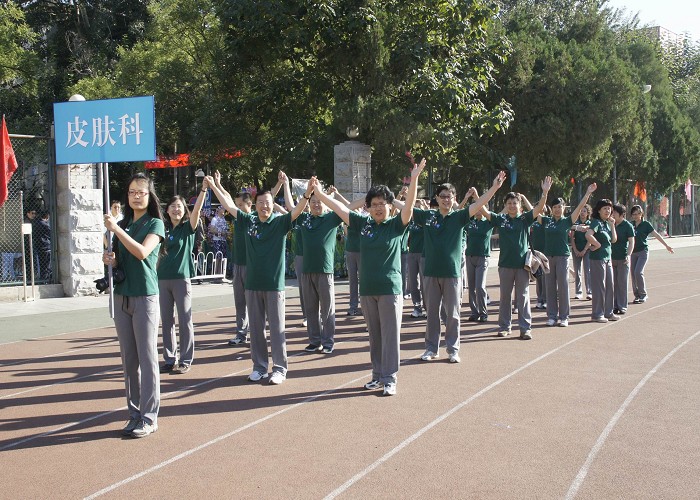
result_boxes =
[0,2,41,130]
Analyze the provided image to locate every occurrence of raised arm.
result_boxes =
[291,177,315,221]
[468,171,506,217]
[205,175,238,217]
[279,171,296,211]
[213,170,234,207]
[190,177,208,230]
[459,187,476,210]
[532,176,553,218]
[310,177,351,225]
[401,158,427,225]
[570,183,597,223]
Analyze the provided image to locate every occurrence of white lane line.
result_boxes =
[0,334,367,452]
[0,340,232,400]
[0,344,110,369]
[84,374,369,500]
[322,293,700,499]
[0,366,120,400]
[564,328,700,500]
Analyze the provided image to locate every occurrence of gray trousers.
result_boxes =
[406,252,424,306]
[498,267,532,332]
[232,263,248,335]
[535,273,547,304]
[360,294,402,385]
[158,279,194,366]
[590,259,614,319]
[113,294,160,425]
[301,272,336,348]
[401,253,409,295]
[345,251,361,310]
[423,276,461,354]
[545,256,570,321]
[246,290,287,375]
[294,255,306,317]
[466,255,489,318]
[572,252,592,296]
[612,258,630,311]
[631,250,649,300]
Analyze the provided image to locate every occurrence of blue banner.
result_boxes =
[53,96,156,165]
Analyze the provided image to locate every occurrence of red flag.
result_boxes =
[0,116,19,208]
[634,181,647,202]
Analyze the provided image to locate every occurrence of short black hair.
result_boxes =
[612,203,626,216]
[365,185,394,207]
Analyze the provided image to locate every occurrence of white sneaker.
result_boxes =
[301,318,308,327]
[383,383,397,396]
[448,352,461,363]
[269,371,286,385]
[247,370,269,382]
[420,350,438,361]
[546,319,556,326]
[574,294,582,300]
[558,320,569,327]
[607,314,620,321]
[593,317,608,323]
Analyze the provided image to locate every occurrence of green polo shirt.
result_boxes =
[530,220,546,252]
[345,221,360,253]
[114,215,165,297]
[413,207,470,278]
[465,217,494,257]
[292,220,304,257]
[238,211,293,291]
[612,219,635,260]
[542,215,574,257]
[633,220,654,253]
[573,218,589,251]
[491,210,535,268]
[158,220,196,280]
[589,218,613,261]
[349,211,407,296]
[232,215,248,266]
[407,218,424,254]
[298,211,343,274]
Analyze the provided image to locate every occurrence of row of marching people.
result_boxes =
[101,164,673,437]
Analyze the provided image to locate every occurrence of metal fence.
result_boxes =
[0,135,55,287]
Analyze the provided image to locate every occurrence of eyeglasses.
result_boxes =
[438,194,454,200]
[370,202,388,209]
[128,190,149,198]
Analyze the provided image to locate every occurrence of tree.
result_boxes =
[0,2,41,131]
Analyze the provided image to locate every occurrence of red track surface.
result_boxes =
[1,247,699,499]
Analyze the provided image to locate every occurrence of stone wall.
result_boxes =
[55,164,103,296]
[333,141,372,202]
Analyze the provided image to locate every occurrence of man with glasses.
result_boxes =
[205,173,314,385]
[399,173,506,364]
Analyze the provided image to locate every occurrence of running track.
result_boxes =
[1,246,699,499]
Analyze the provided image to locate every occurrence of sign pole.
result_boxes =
[102,162,115,319]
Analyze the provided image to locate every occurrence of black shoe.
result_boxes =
[467,315,479,322]
[322,346,334,354]
[613,308,621,315]
[159,363,175,374]
[304,344,322,353]
[478,316,488,323]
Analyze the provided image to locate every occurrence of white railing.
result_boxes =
[191,251,227,281]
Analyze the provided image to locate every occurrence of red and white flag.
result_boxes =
[0,115,19,208]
